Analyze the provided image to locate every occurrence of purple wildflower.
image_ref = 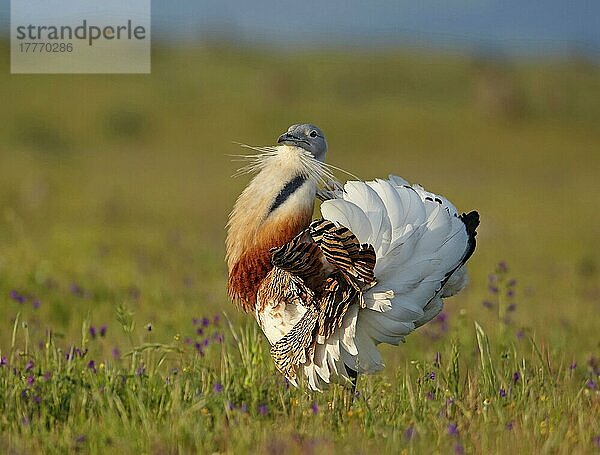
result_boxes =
[499,388,507,398]
[213,315,220,325]
[488,285,499,294]
[482,300,494,309]
[505,421,514,431]
[516,330,525,340]
[192,318,199,326]
[213,383,223,393]
[507,279,517,287]
[593,435,600,448]
[136,365,145,376]
[497,261,508,273]
[488,274,498,284]
[0,356,6,367]
[89,326,97,339]
[213,333,224,343]
[25,360,34,372]
[429,372,436,381]
[32,299,41,309]
[70,283,84,297]
[99,325,107,337]
[587,380,597,390]
[506,289,515,298]
[112,347,121,360]
[454,443,464,454]
[258,404,268,416]
[26,376,34,385]
[10,290,26,304]
[196,328,204,336]
[227,401,235,411]
[184,337,192,345]
[570,361,577,370]
[87,360,96,373]
[202,317,210,327]
[426,312,449,340]
[43,372,52,381]
[513,372,520,384]
[202,338,210,347]
[426,391,435,400]
[404,426,415,441]
[447,423,459,437]
[33,395,42,404]
[310,402,319,414]
[75,435,87,444]
[507,303,516,312]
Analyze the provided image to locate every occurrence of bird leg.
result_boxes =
[344,365,358,409]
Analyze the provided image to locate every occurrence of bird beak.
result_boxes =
[278,132,308,147]
[277,132,294,144]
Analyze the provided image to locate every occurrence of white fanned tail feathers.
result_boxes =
[300,175,479,390]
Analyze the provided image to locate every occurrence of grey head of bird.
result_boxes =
[277,123,327,162]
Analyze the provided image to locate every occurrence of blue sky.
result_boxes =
[2,0,599,56]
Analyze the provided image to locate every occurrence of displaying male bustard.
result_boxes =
[226,124,479,391]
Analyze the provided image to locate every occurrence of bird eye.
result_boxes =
[309,130,318,138]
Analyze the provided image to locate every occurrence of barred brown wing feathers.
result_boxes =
[308,219,336,244]
[270,234,325,287]
[311,219,377,290]
[271,275,356,382]
[321,232,356,273]
[311,220,360,256]
[267,219,378,382]
[270,307,319,381]
[331,225,361,257]
[317,275,356,339]
[355,244,377,285]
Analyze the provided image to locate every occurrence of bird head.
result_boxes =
[277,123,327,162]
[232,123,333,186]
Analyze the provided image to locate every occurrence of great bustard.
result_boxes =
[226,124,479,391]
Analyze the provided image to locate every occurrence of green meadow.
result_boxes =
[0,41,599,453]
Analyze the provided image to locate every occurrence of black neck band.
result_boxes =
[268,174,307,215]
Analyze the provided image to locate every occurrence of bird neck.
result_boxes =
[226,149,318,311]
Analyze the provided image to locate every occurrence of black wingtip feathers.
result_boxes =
[459,210,480,264]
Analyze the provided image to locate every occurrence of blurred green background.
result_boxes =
[0,39,598,363]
